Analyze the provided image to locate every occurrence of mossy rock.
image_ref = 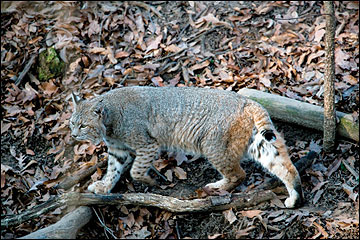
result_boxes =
[37,47,65,81]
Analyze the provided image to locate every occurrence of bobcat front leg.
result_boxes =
[88,148,133,194]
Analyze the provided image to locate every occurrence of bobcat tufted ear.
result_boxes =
[71,92,82,108]
[94,103,109,125]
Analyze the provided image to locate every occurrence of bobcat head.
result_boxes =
[69,92,108,145]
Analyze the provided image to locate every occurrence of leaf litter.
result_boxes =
[1,1,359,239]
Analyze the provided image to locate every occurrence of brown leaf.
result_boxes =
[1,122,11,134]
[240,210,262,218]
[342,75,358,85]
[326,158,342,177]
[228,15,252,22]
[335,48,350,69]
[173,167,187,180]
[89,47,107,54]
[88,20,101,37]
[195,13,231,28]
[342,183,358,202]
[190,60,210,71]
[135,14,145,32]
[151,76,164,87]
[164,44,182,53]
[146,34,163,53]
[314,29,326,42]
[235,226,256,238]
[312,189,324,204]
[41,80,58,96]
[313,221,329,238]
[223,208,237,224]
[208,233,223,239]
[115,51,130,58]
[164,169,173,182]
[26,148,35,155]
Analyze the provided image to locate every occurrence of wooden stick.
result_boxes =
[18,206,92,239]
[15,54,37,85]
[238,88,359,142]
[1,190,275,227]
[55,160,107,190]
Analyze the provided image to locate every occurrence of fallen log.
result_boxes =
[3,151,316,230]
[2,190,275,228]
[55,160,107,190]
[238,88,359,142]
[18,206,92,239]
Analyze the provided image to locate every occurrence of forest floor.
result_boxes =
[1,1,359,239]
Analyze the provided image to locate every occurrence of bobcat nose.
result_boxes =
[71,130,78,138]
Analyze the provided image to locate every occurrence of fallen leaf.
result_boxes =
[312,189,324,204]
[164,44,182,53]
[164,169,173,182]
[314,29,326,42]
[115,51,130,58]
[223,208,237,224]
[309,139,322,153]
[26,149,35,155]
[146,34,163,53]
[173,167,187,180]
[235,226,256,238]
[1,122,11,134]
[151,76,164,87]
[313,221,329,238]
[326,158,342,177]
[240,209,262,218]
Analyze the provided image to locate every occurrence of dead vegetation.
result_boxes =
[1,1,358,239]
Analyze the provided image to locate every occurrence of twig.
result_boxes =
[93,207,117,239]
[275,13,332,21]
[341,159,359,180]
[55,160,108,191]
[15,54,37,86]
[150,165,168,182]
[129,1,163,19]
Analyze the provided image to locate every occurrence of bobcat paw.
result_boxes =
[205,179,228,191]
[284,194,302,208]
[87,181,111,194]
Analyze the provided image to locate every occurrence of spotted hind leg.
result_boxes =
[130,142,159,186]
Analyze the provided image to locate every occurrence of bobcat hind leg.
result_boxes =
[205,155,246,191]
[130,142,159,186]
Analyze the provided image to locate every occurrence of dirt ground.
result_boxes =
[1,1,359,239]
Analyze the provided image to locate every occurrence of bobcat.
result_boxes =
[70,86,303,208]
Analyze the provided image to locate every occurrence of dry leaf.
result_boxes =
[164,169,173,182]
[240,210,262,218]
[223,208,237,224]
[173,167,187,180]
[146,34,163,53]
[313,29,325,42]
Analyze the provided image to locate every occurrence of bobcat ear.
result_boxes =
[94,104,109,124]
[71,92,82,107]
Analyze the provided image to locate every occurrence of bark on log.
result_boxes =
[55,160,107,190]
[19,206,92,239]
[238,88,359,142]
[2,190,276,228]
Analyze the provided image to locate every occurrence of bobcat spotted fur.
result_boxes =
[70,86,303,208]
